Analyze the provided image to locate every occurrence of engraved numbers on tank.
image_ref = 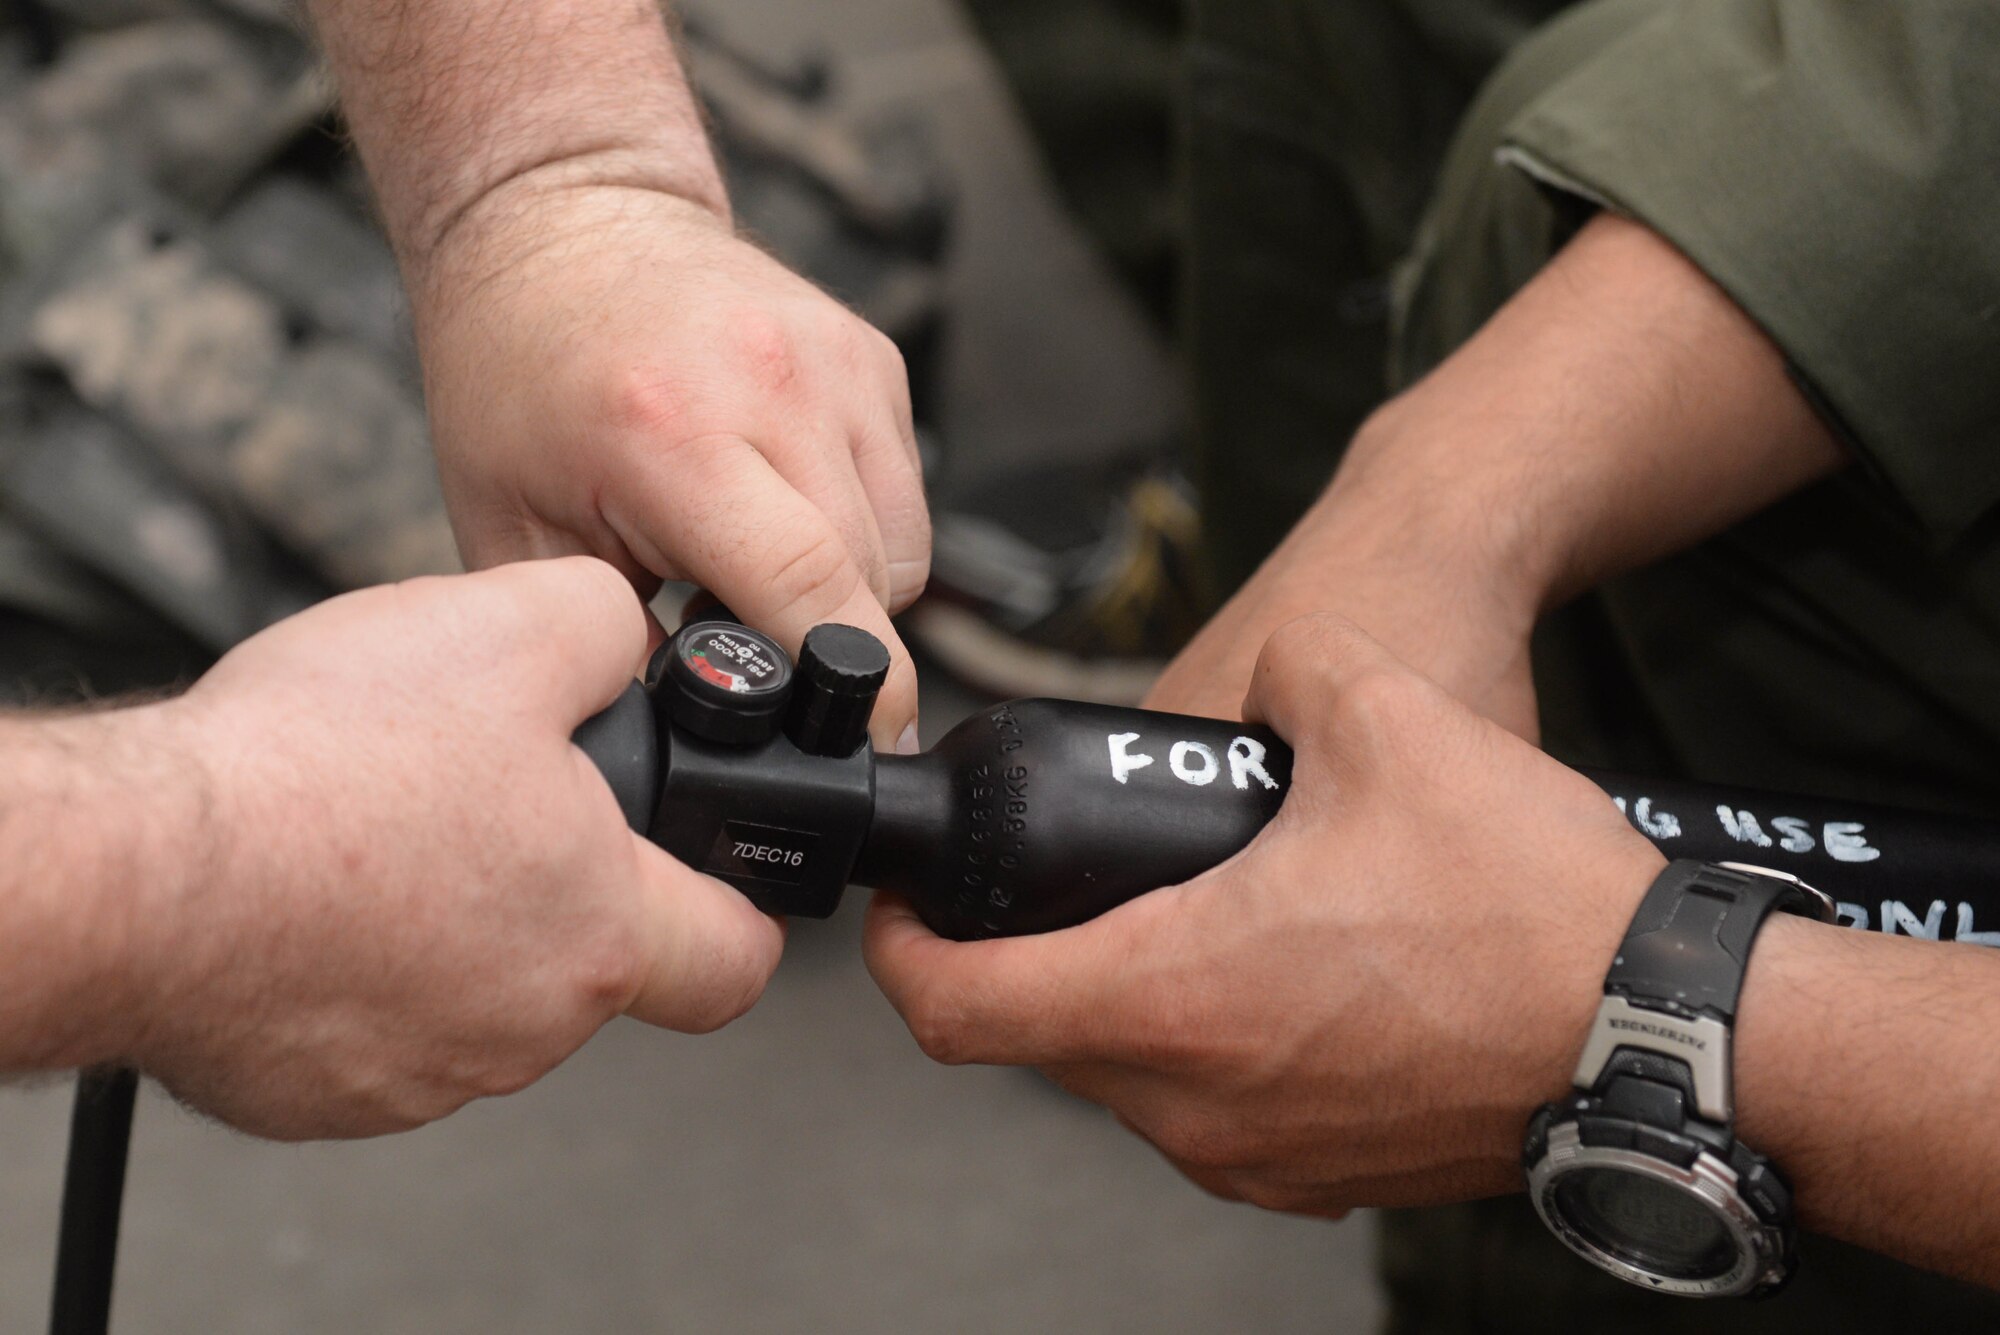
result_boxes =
[960,707,1033,928]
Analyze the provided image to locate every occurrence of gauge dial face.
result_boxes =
[677,623,789,698]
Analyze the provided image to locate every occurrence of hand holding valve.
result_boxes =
[124,560,784,1142]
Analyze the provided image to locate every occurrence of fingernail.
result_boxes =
[897,721,921,755]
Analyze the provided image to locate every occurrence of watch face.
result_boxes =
[1552,1166,1741,1281]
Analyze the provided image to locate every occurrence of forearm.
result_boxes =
[0,708,206,1073]
[1155,214,1844,728]
[307,0,726,291]
[1323,212,1845,617]
[1735,918,2000,1285]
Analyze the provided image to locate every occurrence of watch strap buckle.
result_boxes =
[1717,862,1837,924]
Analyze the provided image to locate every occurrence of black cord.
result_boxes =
[49,1067,138,1335]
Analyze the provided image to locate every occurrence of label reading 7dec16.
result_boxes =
[706,821,819,887]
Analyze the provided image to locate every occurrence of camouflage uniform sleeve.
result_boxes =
[1489,0,2000,538]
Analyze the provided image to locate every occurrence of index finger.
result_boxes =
[463,556,653,726]
[605,436,921,752]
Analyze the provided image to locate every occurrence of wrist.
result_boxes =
[1525,840,1671,1100]
[1330,217,1843,619]
[311,0,731,300]
[1255,443,1542,711]
[1729,913,1851,1201]
[402,152,732,311]
[1316,400,1558,632]
[98,701,229,1072]
[0,703,220,1070]
[1436,835,1664,1187]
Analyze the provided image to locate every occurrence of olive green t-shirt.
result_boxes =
[1392,0,2000,817]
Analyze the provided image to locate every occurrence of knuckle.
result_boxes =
[436,1027,566,1105]
[1328,662,1427,742]
[451,582,553,661]
[359,1070,469,1134]
[1187,1173,1246,1206]
[1274,610,1362,654]
[729,309,806,397]
[468,1056,545,1102]
[878,460,932,526]
[1159,1115,1247,1171]
[908,1017,963,1066]
[678,964,771,1035]
[383,572,458,606]
[903,988,973,1066]
[597,363,693,441]
[764,526,864,626]
[1254,615,1335,700]
[898,501,933,548]
[817,309,907,401]
[373,574,475,643]
[813,303,866,354]
[572,933,648,1016]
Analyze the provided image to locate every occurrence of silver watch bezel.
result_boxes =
[1527,1122,1786,1298]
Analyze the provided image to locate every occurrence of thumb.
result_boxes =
[862,892,1144,1067]
[471,556,653,726]
[625,840,787,1033]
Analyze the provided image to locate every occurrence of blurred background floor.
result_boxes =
[0,0,1383,1329]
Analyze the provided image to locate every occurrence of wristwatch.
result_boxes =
[1523,860,1836,1298]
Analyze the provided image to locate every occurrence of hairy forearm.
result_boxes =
[0,709,206,1073]
[1735,919,2000,1286]
[1319,212,1845,617]
[307,0,726,289]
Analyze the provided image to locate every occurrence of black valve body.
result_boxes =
[653,723,873,921]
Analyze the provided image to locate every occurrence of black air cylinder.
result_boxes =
[856,700,1291,940]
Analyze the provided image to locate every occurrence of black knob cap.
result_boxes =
[663,621,794,746]
[785,624,890,757]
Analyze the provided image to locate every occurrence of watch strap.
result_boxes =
[1606,860,1801,1026]
[1530,860,1807,1298]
